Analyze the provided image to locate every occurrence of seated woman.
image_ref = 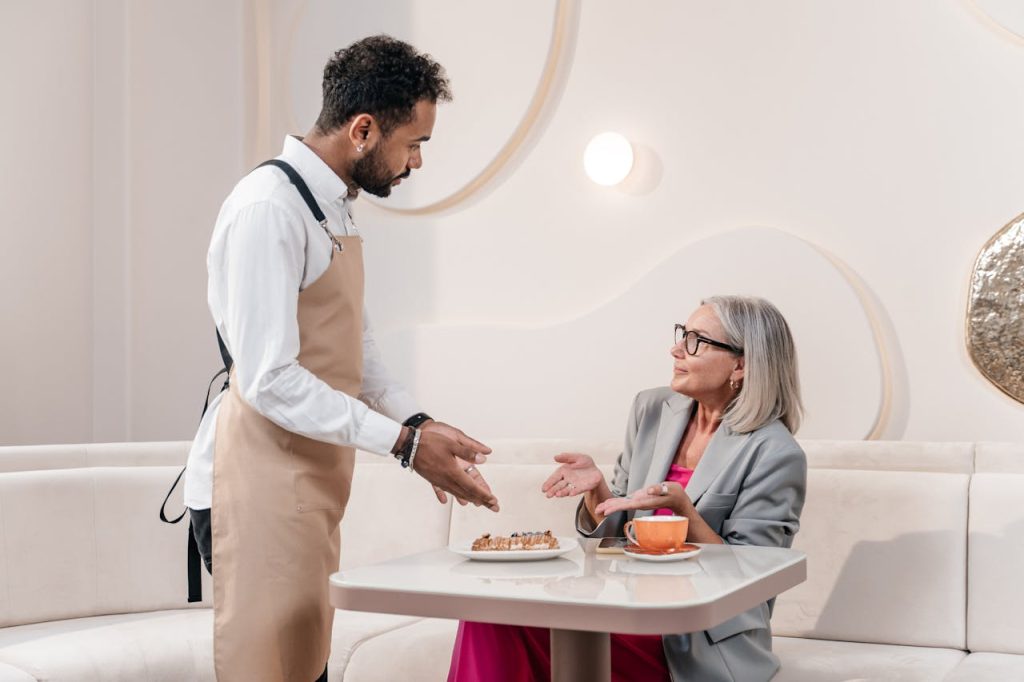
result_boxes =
[447,295,807,682]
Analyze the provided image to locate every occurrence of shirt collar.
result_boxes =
[279,135,351,205]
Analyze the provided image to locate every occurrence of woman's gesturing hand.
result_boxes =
[594,481,690,517]
[541,453,604,498]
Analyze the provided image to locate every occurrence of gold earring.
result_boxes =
[730,379,738,391]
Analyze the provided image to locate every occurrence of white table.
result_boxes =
[329,542,806,682]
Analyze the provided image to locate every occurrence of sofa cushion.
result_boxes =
[343,617,458,682]
[943,652,1024,681]
[0,608,419,682]
[966,467,1024,654]
[771,466,969,649]
[0,610,214,682]
[0,663,33,682]
[772,636,965,681]
[447,464,614,545]
[342,624,971,682]
[0,467,212,628]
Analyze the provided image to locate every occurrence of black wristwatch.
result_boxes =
[403,412,433,428]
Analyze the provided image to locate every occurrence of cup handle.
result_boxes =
[624,521,637,546]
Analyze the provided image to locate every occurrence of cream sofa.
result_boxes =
[0,439,1022,681]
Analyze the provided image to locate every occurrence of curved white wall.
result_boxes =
[2,0,1024,445]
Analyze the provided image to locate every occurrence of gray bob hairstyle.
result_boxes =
[703,295,803,434]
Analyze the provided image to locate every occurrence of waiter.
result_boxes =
[182,35,499,682]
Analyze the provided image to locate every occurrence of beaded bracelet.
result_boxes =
[405,428,422,473]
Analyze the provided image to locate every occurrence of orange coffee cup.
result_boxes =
[624,515,689,551]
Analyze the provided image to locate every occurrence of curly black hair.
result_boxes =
[315,35,452,136]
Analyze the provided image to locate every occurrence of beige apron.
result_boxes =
[211,235,364,682]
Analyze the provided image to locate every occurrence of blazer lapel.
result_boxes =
[685,421,744,504]
[639,393,692,496]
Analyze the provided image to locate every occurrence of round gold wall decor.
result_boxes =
[967,212,1024,404]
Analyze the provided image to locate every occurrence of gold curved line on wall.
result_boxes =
[965,0,1024,46]
[369,0,579,216]
[806,246,895,440]
[273,1,577,213]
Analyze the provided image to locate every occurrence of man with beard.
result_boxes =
[180,35,499,682]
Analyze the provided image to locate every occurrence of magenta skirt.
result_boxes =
[447,621,671,682]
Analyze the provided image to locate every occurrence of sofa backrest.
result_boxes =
[4,435,1021,657]
[967,442,1024,655]
[771,440,973,650]
[463,439,623,466]
[339,460,453,570]
[0,442,190,473]
[0,464,211,628]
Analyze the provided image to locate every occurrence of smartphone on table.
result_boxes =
[595,537,628,554]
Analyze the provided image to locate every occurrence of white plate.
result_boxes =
[623,544,702,563]
[450,537,578,562]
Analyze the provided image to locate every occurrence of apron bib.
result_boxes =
[212,230,363,682]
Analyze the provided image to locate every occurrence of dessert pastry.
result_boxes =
[471,530,559,551]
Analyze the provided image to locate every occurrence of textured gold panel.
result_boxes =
[967,212,1024,403]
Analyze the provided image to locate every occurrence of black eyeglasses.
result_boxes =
[674,324,742,356]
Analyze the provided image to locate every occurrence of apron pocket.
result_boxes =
[292,451,353,513]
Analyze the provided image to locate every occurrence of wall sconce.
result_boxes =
[583,132,634,186]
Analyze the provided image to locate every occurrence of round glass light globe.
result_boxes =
[583,132,634,186]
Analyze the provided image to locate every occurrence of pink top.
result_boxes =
[654,464,694,516]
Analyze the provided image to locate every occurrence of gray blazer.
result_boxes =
[576,387,807,682]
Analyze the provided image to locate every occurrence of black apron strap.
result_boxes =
[159,466,188,524]
[259,159,342,252]
[158,358,233,525]
[187,519,203,603]
[258,159,327,222]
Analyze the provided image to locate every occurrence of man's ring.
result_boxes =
[568,482,575,491]
[465,465,477,474]
[660,482,669,496]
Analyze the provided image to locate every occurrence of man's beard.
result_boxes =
[351,146,409,198]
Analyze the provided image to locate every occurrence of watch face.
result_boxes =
[405,412,431,428]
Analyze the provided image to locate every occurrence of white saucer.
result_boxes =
[623,544,702,563]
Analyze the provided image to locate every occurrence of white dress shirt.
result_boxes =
[184,136,419,510]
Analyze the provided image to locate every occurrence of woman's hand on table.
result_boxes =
[594,483,724,543]
[541,453,604,498]
[594,481,692,517]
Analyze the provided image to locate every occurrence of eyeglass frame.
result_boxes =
[673,323,743,356]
